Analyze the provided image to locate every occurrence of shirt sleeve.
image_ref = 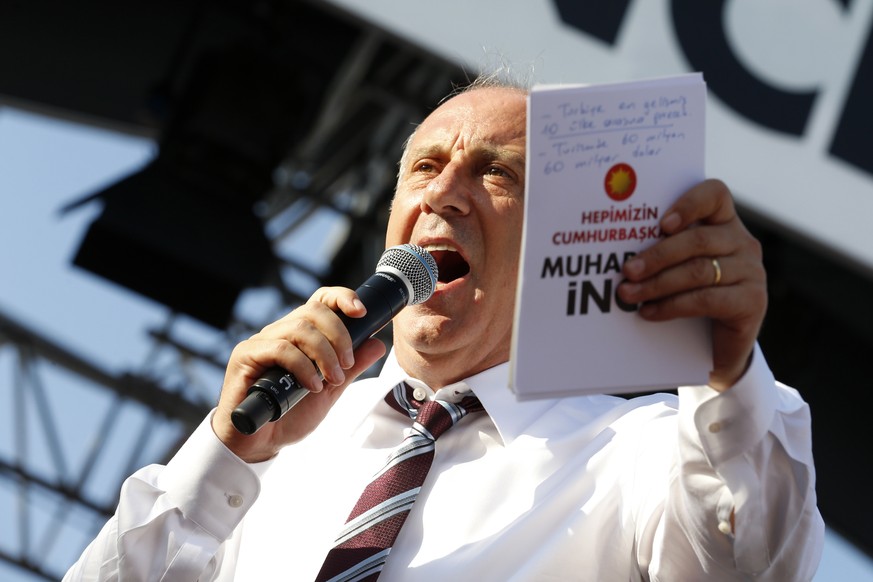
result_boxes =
[648,343,825,581]
[63,411,265,581]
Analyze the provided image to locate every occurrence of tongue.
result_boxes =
[431,250,470,283]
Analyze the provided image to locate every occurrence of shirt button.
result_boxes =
[412,387,427,401]
[708,421,722,434]
[227,494,244,508]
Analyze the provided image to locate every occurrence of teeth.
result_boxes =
[422,243,457,252]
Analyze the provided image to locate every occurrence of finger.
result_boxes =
[262,296,359,374]
[635,284,753,322]
[623,223,738,282]
[310,286,367,318]
[344,337,387,381]
[619,255,741,304]
[305,287,369,369]
[261,287,363,342]
[301,296,357,371]
[262,287,361,340]
[660,179,737,234]
[288,337,387,414]
[252,308,348,387]
[277,337,387,415]
[286,312,352,385]
[233,337,327,393]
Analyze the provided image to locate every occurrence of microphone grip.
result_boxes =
[231,273,410,435]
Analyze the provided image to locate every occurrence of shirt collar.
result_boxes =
[378,348,560,446]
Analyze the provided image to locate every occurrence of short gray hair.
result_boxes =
[445,66,532,101]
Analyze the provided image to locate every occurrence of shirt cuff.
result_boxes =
[157,411,266,541]
[679,342,778,466]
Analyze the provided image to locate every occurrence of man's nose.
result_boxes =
[420,162,472,216]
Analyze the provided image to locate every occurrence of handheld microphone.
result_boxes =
[231,244,438,435]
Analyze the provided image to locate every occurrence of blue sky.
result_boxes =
[0,106,871,581]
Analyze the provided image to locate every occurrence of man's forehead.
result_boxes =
[425,87,526,127]
[412,89,527,151]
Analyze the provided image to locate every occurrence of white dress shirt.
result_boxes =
[65,344,823,581]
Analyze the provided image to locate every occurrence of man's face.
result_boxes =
[385,86,527,386]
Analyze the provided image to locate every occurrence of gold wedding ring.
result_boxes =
[711,258,722,286]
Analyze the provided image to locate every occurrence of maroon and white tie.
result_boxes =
[314,382,483,582]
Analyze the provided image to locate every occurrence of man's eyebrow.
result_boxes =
[408,143,525,167]
[478,144,526,167]
[406,143,444,160]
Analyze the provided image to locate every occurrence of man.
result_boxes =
[66,79,824,580]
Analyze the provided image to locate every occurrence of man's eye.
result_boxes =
[485,166,509,177]
[414,162,436,173]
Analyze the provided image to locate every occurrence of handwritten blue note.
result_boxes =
[510,74,712,399]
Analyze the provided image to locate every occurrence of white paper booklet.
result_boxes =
[509,73,712,400]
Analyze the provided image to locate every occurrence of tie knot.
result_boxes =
[385,383,483,441]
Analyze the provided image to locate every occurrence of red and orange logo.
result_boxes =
[604,163,637,201]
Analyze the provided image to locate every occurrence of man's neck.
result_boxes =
[393,343,509,389]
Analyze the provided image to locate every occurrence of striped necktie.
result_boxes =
[314,382,483,582]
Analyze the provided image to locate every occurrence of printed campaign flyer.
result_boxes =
[509,73,712,400]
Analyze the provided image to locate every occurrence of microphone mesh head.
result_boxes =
[377,244,438,304]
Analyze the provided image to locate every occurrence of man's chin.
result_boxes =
[394,313,454,350]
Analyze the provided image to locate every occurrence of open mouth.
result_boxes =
[424,245,470,284]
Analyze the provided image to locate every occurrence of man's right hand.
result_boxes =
[211,287,387,463]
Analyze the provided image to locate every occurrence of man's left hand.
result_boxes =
[618,179,767,391]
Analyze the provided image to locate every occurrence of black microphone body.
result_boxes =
[231,245,436,435]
